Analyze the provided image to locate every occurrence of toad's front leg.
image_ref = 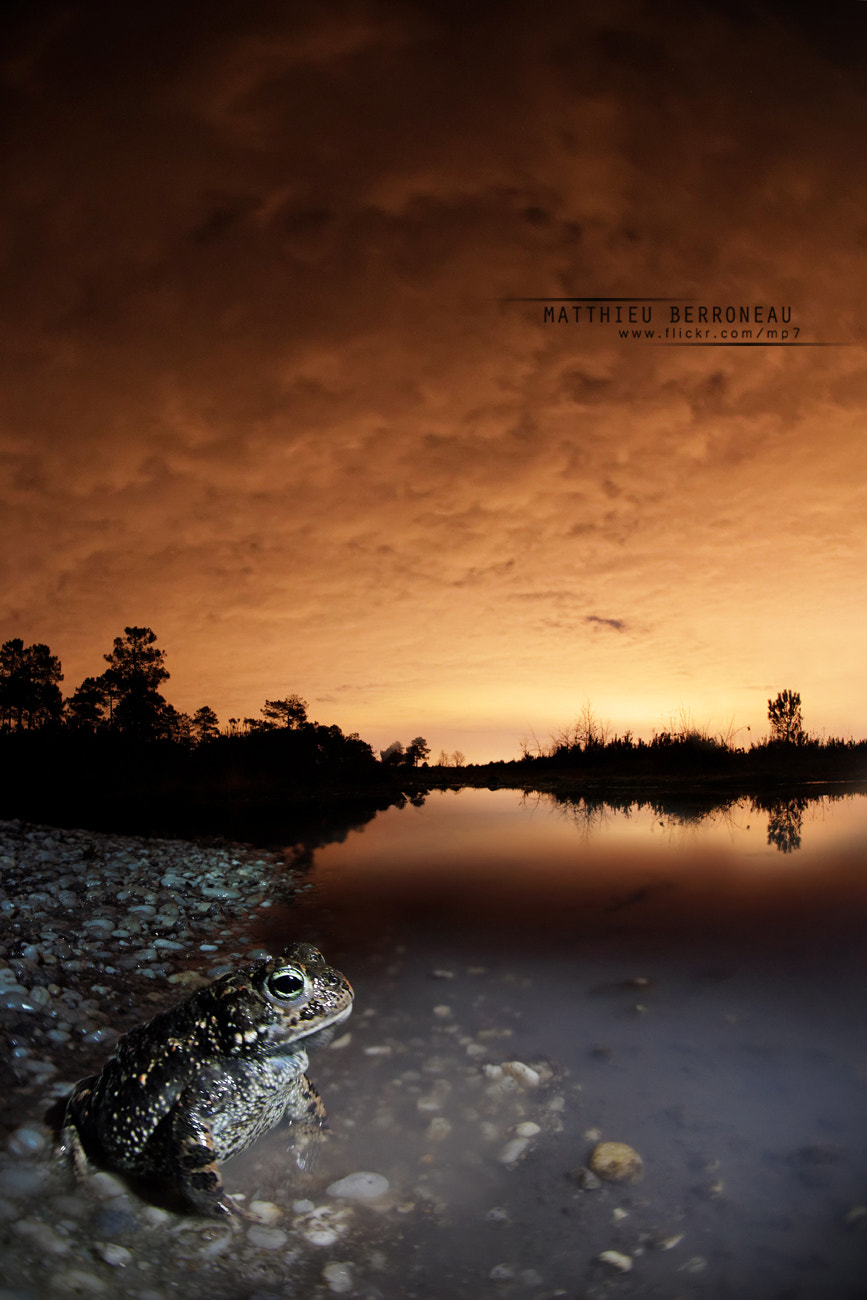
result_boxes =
[169,1102,251,1219]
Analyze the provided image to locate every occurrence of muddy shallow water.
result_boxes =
[2,788,867,1298]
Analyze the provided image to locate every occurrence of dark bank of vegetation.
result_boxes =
[428,690,867,795]
[1,629,866,841]
[0,628,415,841]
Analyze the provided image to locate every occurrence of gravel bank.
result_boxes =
[0,818,327,1298]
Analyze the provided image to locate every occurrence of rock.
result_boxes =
[570,1166,602,1190]
[327,1171,390,1200]
[501,1061,540,1088]
[498,1137,530,1164]
[322,1261,354,1293]
[588,1141,644,1184]
[246,1225,289,1250]
[598,1250,633,1272]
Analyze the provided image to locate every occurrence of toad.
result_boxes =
[60,943,353,1217]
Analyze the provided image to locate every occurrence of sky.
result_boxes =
[1,0,866,762]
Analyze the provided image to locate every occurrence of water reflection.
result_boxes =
[256,786,867,1299]
[540,785,860,854]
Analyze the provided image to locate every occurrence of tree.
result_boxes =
[101,626,170,739]
[158,704,193,744]
[405,736,430,766]
[768,690,805,745]
[380,741,405,765]
[65,675,113,732]
[191,705,221,744]
[260,695,308,729]
[0,639,63,731]
[451,749,466,767]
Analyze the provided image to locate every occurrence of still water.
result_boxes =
[257,786,867,1298]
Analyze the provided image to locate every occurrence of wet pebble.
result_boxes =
[322,1261,354,1293]
[246,1225,288,1250]
[294,1205,353,1247]
[6,1126,49,1158]
[327,1171,390,1200]
[589,1141,644,1184]
[598,1250,633,1273]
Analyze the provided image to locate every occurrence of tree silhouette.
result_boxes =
[0,639,63,730]
[768,690,804,744]
[260,695,308,729]
[191,705,220,743]
[766,796,807,853]
[100,626,170,740]
[65,675,113,732]
[405,736,430,766]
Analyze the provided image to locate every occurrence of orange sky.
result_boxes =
[1,1,866,761]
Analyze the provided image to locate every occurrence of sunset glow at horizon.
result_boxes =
[2,1,866,763]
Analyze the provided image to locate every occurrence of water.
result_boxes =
[256,786,867,1298]
[6,790,865,1298]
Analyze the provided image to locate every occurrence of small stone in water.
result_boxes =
[589,1141,644,1184]
[598,1250,633,1273]
[247,1225,288,1250]
[570,1166,602,1190]
[100,1244,132,1267]
[514,1121,541,1137]
[327,1171,390,1200]
[7,1125,49,1157]
[499,1137,530,1164]
[322,1261,353,1294]
[501,1061,540,1088]
[426,1117,451,1142]
[249,1199,282,1224]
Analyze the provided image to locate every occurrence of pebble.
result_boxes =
[327,1172,390,1200]
[501,1061,540,1088]
[598,1250,633,1273]
[49,1267,108,1293]
[322,1261,354,1293]
[294,1206,352,1247]
[570,1166,602,1190]
[499,1137,530,1164]
[6,1127,49,1158]
[246,1225,288,1250]
[249,1200,282,1225]
[99,1244,132,1268]
[588,1141,644,1184]
[426,1117,451,1142]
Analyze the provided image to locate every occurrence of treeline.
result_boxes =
[0,629,385,791]
[511,692,867,782]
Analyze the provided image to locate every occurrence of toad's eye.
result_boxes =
[267,968,307,1001]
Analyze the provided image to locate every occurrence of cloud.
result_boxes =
[585,616,627,633]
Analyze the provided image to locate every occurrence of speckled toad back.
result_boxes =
[59,943,354,1217]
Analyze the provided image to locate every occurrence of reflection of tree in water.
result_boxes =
[541,789,745,845]
[763,797,808,853]
[533,791,621,841]
[527,787,855,853]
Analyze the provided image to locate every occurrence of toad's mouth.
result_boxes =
[269,998,354,1047]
